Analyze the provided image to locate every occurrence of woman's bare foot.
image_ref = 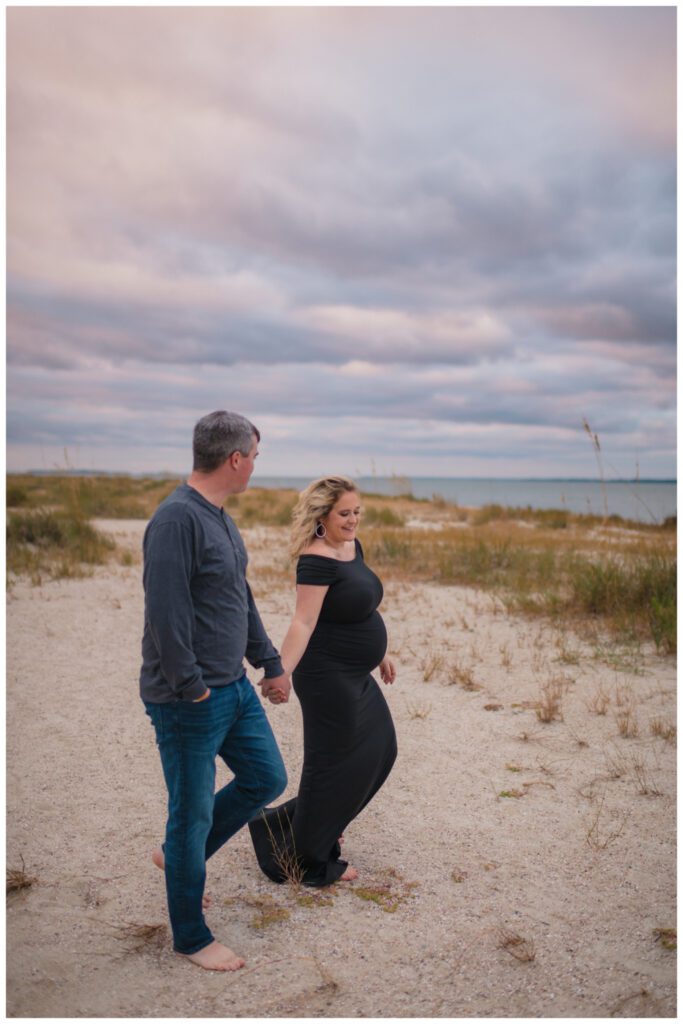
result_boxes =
[179,940,245,972]
[340,865,358,881]
[152,847,212,908]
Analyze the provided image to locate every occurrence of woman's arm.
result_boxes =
[279,584,328,676]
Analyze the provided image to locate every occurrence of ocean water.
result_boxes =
[255,476,676,525]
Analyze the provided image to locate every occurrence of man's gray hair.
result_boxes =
[192,411,260,472]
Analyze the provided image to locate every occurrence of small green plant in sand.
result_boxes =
[653,927,677,951]
[352,868,418,913]
[224,893,291,929]
[592,640,645,675]
[296,891,335,908]
[249,896,291,929]
[498,789,526,799]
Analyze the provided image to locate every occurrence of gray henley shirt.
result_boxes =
[140,482,284,703]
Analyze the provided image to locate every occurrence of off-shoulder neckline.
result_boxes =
[299,538,360,564]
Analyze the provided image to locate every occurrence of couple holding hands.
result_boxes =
[140,410,397,971]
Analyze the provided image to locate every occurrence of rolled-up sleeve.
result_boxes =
[244,580,284,678]
[143,521,208,701]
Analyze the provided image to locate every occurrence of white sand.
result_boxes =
[6,520,676,1017]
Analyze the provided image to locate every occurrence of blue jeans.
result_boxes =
[144,675,287,954]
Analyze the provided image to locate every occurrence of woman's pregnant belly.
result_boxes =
[298,610,387,675]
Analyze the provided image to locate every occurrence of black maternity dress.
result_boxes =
[249,538,397,886]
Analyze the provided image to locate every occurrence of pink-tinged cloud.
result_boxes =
[6,6,676,478]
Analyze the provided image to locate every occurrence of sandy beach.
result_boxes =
[6,519,676,1018]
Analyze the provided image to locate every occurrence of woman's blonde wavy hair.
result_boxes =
[289,475,359,559]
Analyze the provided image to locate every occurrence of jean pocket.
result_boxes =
[179,693,216,721]
[183,690,213,707]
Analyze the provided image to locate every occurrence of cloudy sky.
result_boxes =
[6,6,676,478]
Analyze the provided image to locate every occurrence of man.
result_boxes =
[140,410,290,971]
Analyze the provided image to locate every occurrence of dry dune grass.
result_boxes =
[6,860,38,896]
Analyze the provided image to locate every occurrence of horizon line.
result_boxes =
[10,469,677,485]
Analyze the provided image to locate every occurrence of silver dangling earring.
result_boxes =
[315,521,326,538]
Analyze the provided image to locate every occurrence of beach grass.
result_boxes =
[5,474,676,651]
[6,473,181,519]
[6,509,116,583]
[360,522,676,652]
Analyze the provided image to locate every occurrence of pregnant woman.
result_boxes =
[249,476,397,886]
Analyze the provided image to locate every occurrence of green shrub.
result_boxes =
[362,506,405,527]
[6,485,30,508]
[569,555,675,617]
[649,597,677,654]
[565,553,676,649]
[534,509,569,530]
[7,509,115,581]
[364,530,413,566]
[471,504,506,526]
[5,473,182,520]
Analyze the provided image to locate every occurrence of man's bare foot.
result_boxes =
[340,865,358,881]
[152,847,212,908]
[179,940,245,972]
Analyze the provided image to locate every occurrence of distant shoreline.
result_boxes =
[7,470,676,523]
[9,470,677,484]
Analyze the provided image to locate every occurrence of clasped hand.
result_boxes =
[259,672,291,705]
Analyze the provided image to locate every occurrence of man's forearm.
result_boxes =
[144,521,206,701]
[149,619,207,701]
[245,580,284,673]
